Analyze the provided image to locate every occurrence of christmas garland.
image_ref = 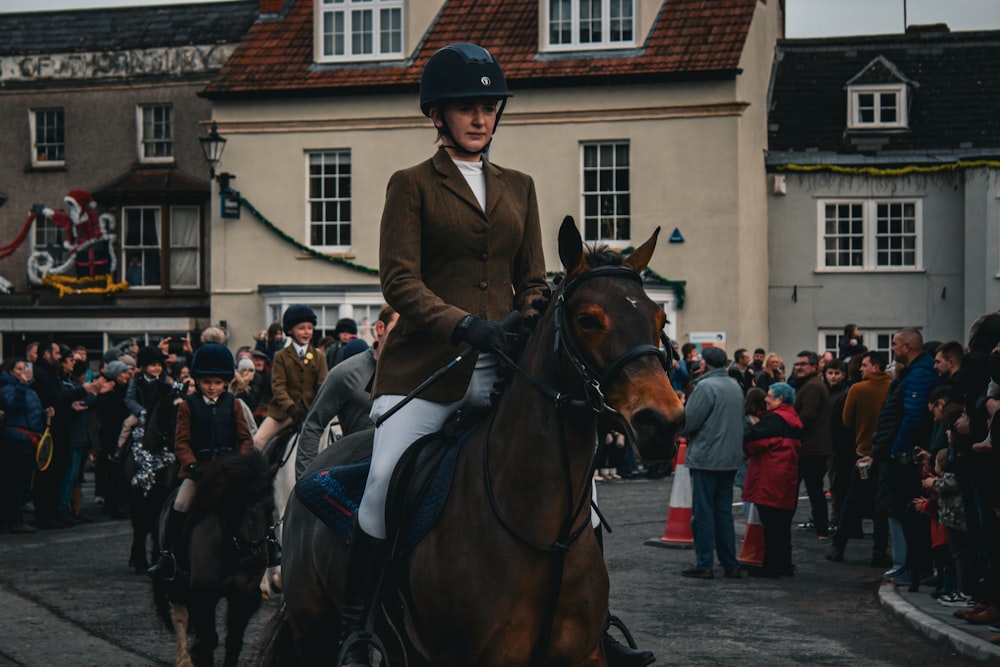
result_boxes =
[775,159,1000,177]
[240,195,685,308]
[42,273,130,298]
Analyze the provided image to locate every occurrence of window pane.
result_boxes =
[122,208,161,287]
[34,109,65,163]
[141,105,173,159]
[169,207,199,288]
[307,150,352,247]
[581,141,630,242]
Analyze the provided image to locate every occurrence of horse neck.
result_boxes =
[489,316,598,510]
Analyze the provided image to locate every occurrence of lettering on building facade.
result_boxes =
[1,44,236,83]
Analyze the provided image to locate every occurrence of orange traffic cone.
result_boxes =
[645,440,693,549]
[738,502,766,566]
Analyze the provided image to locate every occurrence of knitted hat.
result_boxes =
[282,304,317,334]
[701,346,728,368]
[102,348,122,364]
[237,357,255,373]
[120,354,137,368]
[190,343,235,380]
[334,317,358,336]
[340,338,370,361]
[102,360,130,380]
[136,346,167,369]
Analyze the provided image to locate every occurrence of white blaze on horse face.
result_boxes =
[626,297,639,309]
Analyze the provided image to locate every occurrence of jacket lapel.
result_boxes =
[433,148,487,219]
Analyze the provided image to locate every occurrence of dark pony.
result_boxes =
[154,450,275,667]
[124,384,183,574]
[259,217,685,666]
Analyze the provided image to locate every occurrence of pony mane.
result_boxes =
[189,451,271,523]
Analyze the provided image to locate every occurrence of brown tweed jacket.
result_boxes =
[268,343,328,420]
[372,148,548,403]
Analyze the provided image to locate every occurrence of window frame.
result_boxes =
[306,149,353,252]
[847,83,907,130]
[315,0,404,63]
[816,198,923,273]
[136,104,175,164]
[580,140,631,247]
[819,329,896,365]
[545,0,636,52]
[121,204,202,290]
[167,205,201,289]
[30,108,66,168]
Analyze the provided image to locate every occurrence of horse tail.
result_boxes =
[152,577,175,634]
[254,602,295,667]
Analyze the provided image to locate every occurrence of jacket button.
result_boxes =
[478,281,488,291]
[479,252,488,262]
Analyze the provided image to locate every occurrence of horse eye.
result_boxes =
[577,313,603,331]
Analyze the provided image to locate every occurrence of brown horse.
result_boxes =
[259,217,685,666]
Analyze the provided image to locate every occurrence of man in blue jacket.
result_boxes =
[681,346,746,579]
[0,358,47,533]
[872,327,936,585]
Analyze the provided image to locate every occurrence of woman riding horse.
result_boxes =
[336,42,548,666]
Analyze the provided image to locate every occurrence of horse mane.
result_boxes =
[581,243,625,269]
[189,451,271,524]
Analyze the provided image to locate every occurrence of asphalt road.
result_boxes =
[0,471,980,666]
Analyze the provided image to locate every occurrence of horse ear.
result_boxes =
[558,216,586,277]
[624,227,660,274]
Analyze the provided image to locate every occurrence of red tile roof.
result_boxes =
[205,0,759,98]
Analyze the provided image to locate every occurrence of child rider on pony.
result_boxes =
[147,344,255,580]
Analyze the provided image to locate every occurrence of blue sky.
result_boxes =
[2,0,999,38]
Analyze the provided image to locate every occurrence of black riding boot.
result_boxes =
[338,523,386,667]
[147,508,185,580]
[595,527,656,667]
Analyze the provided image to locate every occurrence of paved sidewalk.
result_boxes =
[879,581,1000,662]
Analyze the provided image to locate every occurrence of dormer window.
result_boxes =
[848,84,907,129]
[317,0,403,62]
[547,0,635,51]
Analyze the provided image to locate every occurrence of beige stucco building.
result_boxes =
[205,0,782,353]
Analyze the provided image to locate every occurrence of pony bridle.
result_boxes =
[551,264,667,415]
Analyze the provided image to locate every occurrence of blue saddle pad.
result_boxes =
[294,458,371,540]
[294,439,462,555]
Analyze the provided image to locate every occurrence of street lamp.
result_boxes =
[199,121,240,219]
[199,121,227,179]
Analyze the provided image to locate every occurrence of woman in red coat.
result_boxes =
[743,382,803,578]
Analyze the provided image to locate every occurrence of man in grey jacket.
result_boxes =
[681,346,746,579]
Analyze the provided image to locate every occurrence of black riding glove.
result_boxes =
[288,405,308,424]
[186,462,205,482]
[453,315,505,353]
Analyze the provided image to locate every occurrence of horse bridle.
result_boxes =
[484,264,671,666]
[494,264,669,421]
[552,264,669,412]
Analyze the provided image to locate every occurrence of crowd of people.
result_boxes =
[0,311,376,540]
[671,318,1000,639]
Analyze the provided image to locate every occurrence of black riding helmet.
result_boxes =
[190,343,235,381]
[419,43,512,155]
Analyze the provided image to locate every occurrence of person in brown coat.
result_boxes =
[337,43,549,667]
[147,344,253,580]
[252,303,328,450]
[792,350,833,538]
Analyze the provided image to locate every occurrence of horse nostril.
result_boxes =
[633,408,683,441]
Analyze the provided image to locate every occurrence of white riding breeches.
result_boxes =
[358,353,500,538]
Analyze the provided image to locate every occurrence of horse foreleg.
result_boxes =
[170,603,193,667]
[221,589,261,667]
[187,596,219,667]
